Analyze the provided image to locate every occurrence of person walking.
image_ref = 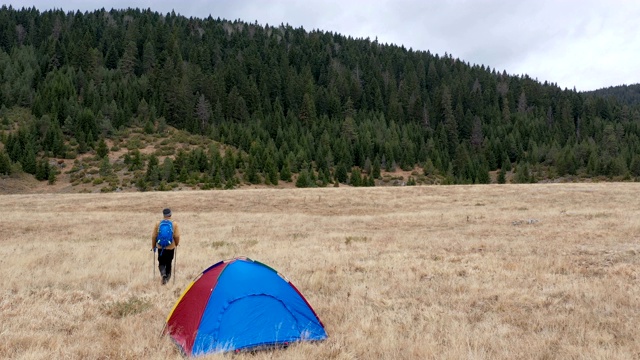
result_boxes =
[152,208,180,285]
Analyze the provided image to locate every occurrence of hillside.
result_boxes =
[1,6,640,193]
[584,83,640,107]
[0,113,426,195]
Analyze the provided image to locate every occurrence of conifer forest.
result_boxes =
[1,6,640,189]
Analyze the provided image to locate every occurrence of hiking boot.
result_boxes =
[162,276,169,285]
[159,265,167,278]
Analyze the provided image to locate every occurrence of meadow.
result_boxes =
[1,183,639,359]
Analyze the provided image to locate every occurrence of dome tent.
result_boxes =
[164,257,327,356]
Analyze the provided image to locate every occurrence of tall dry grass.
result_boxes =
[1,183,639,359]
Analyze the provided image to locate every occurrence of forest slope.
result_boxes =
[1,6,640,193]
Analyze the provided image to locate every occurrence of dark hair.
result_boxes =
[162,208,172,217]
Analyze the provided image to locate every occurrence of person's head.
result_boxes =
[162,208,172,218]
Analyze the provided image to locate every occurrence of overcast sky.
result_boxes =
[5,0,640,91]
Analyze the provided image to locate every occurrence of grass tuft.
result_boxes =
[102,296,152,318]
[345,236,369,245]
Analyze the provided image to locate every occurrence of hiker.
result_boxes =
[152,208,180,285]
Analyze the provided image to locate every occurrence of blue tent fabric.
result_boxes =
[189,259,327,355]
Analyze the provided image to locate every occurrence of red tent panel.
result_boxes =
[166,262,228,354]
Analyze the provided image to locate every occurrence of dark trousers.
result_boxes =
[158,249,175,278]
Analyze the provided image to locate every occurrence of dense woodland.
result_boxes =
[587,84,640,107]
[1,6,640,190]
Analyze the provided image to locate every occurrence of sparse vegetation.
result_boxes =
[344,236,370,245]
[103,297,152,318]
[211,240,227,248]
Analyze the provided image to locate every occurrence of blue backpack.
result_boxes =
[156,220,174,248]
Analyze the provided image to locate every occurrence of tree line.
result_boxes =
[1,6,639,186]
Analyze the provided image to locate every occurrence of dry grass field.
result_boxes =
[1,183,640,359]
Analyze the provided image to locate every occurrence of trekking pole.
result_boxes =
[151,247,156,280]
[173,247,177,284]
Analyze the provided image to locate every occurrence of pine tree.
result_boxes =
[349,168,362,187]
[146,154,161,186]
[48,166,57,184]
[99,157,113,177]
[195,93,212,134]
[372,157,381,179]
[475,160,491,184]
[244,155,260,184]
[335,162,348,183]
[35,158,48,180]
[280,160,292,182]
[630,155,640,177]
[128,149,144,171]
[119,40,138,77]
[295,169,313,188]
[162,157,176,183]
[363,157,372,175]
[264,155,279,185]
[144,120,155,134]
[142,40,156,75]
[22,146,37,175]
[497,168,506,184]
[515,162,531,183]
[105,45,119,70]
[96,137,109,158]
[0,148,11,175]
[441,86,458,158]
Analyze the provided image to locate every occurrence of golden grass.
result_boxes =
[1,183,640,359]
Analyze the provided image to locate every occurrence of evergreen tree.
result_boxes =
[99,157,113,177]
[162,157,176,183]
[295,168,314,188]
[349,168,362,187]
[119,41,138,77]
[475,160,491,184]
[146,154,161,186]
[298,93,317,126]
[222,148,236,181]
[48,166,57,184]
[363,157,372,175]
[22,146,37,175]
[515,162,532,183]
[195,93,212,134]
[244,155,260,184]
[335,162,348,183]
[372,157,381,179]
[441,86,458,158]
[264,155,279,185]
[0,148,11,175]
[127,149,144,171]
[35,158,49,180]
[280,159,292,182]
[497,167,506,184]
[144,120,155,134]
[96,137,109,158]
[630,155,640,177]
